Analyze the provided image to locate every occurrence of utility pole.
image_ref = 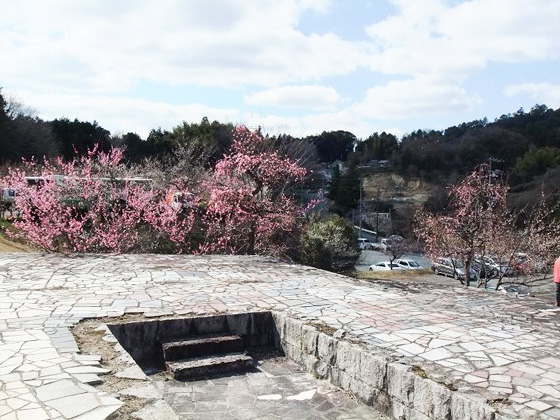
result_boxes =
[375,188,380,243]
[359,177,363,239]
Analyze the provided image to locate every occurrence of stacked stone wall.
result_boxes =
[272,312,503,420]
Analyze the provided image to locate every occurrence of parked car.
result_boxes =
[395,259,421,270]
[510,253,545,275]
[370,242,384,251]
[380,235,404,251]
[471,259,497,279]
[475,255,516,278]
[166,191,195,211]
[1,187,16,203]
[368,261,402,271]
[431,258,476,280]
[358,238,373,250]
[498,284,531,297]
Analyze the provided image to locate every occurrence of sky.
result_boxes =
[1,0,560,140]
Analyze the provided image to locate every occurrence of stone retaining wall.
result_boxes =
[273,312,506,420]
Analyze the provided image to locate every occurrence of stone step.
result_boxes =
[166,353,255,380]
[162,334,244,361]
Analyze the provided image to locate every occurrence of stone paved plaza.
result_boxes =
[0,253,559,419]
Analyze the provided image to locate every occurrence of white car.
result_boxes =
[358,238,373,250]
[368,261,402,271]
[395,259,421,270]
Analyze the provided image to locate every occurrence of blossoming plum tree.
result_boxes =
[1,127,313,257]
[416,164,560,289]
[1,146,195,253]
[415,164,510,286]
[201,126,308,256]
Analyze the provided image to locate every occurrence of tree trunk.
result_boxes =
[247,220,256,255]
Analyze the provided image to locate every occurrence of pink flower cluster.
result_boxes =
[1,147,193,253]
[201,125,308,256]
[1,126,312,256]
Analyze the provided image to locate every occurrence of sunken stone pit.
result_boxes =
[106,311,501,420]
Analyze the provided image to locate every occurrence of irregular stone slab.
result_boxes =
[287,389,316,401]
[115,365,149,381]
[167,353,254,380]
[46,392,101,418]
[257,394,282,400]
[131,399,179,420]
[36,379,86,402]
[119,384,161,400]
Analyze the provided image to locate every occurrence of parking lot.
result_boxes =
[356,250,556,305]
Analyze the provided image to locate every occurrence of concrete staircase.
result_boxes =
[162,334,255,380]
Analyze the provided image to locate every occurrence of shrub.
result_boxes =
[299,215,359,273]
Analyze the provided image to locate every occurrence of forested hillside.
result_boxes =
[2,87,560,210]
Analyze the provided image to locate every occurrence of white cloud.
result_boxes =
[245,85,341,110]
[504,83,560,109]
[353,77,481,120]
[0,0,365,93]
[1,0,559,139]
[366,0,560,78]
[241,108,396,139]
[14,92,240,138]
[297,0,332,13]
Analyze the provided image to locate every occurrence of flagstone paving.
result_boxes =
[153,358,387,419]
[0,253,559,419]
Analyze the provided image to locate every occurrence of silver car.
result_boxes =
[431,258,475,280]
[395,259,421,270]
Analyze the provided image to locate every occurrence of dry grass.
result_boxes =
[356,268,432,281]
[0,233,30,253]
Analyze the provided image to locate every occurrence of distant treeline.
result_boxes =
[2,88,560,201]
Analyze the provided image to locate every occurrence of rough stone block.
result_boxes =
[335,340,351,372]
[412,376,452,419]
[329,366,341,386]
[314,361,329,379]
[390,399,410,420]
[301,324,318,356]
[348,376,361,396]
[270,312,285,347]
[282,341,299,363]
[355,380,378,406]
[374,392,392,417]
[338,370,353,391]
[359,350,387,390]
[450,393,494,420]
[284,317,304,346]
[387,363,416,406]
[406,408,432,420]
[335,340,361,378]
[317,333,337,365]
[291,339,304,364]
[302,354,319,373]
